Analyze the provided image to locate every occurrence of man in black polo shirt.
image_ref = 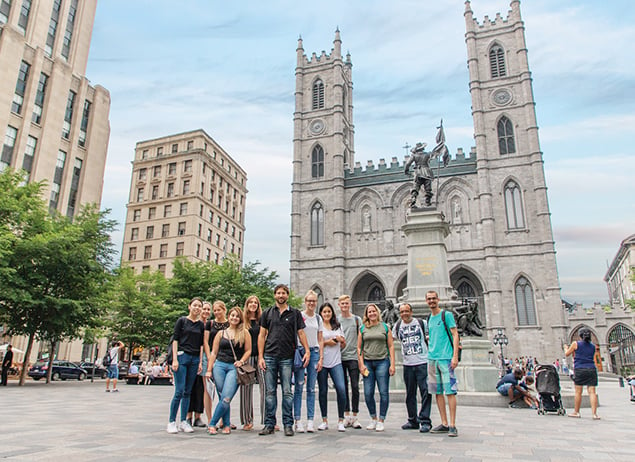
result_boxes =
[258,284,310,436]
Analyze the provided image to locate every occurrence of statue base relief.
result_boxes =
[453,338,499,392]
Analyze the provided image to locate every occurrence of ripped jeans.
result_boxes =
[209,360,239,427]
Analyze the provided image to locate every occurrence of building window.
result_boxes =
[163,205,171,217]
[179,202,187,215]
[158,264,166,275]
[1,126,19,171]
[176,242,184,256]
[515,276,537,326]
[153,165,161,178]
[215,234,220,246]
[206,248,211,261]
[66,158,82,218]
[142,149,149,159]
[159,243,167,258]
[184,159,192,172]
[183,180,190,195]
[178,222,186,236]
[214,252,220,264]
[231,225,235,238]
[199,204,204,217]
[49,150,66,212]
[131,227,139,240]
[161,224,169,238]
[168,162,176,175]
[22,135,37,181]
[311,145,324,178]
[497,116,515,155]
[489,45,506,78]
[151,185,159,200]
[187,140,194,150]
[61,0,78,60]
[17,1,32,32]
[45,0,62,57]
[138,168,147,181]
[62,90,76,139]
[157,146,163,156]
[216,216,221,228]
[504,180,525,230]
[171,143,178,153]
[78,100,91,147]
[198,223,202,237]
[128,247,137,261]
[0,0,11,24]
[136,187,144,202]
[32,72,48,124]
[208,210,213,222]
[312,79,325,109]
[133,209,141,221]
[166,182,174,198]
[207,229,212,242]
[142,266,150,272]
[12,60,30,115]
[144,245,152,260]
[310,202,324,246]
[148,207,156,219]
[146,226,154,239]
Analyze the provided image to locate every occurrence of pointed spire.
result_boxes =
[333,27,342,58]
[464,0,475,30]
[296,34,304,66]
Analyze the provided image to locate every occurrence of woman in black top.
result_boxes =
[203,300,229,416]
[207,306,251,434]
[239,295,265,430]
[167,297,205,434]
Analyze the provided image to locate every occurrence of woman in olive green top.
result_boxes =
[357,303,395,432]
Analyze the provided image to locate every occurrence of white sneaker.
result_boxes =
[375,421,385,432]
[337,422,346,432]
[179,420,194,433]
[166,421,178,434]
[295,421,305,433]
[344,416,352,427]
[317,421,328,431]
[352,418,362,429]
[306,421,315,433]
[366,420,377,430]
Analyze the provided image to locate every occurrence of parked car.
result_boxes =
[76,362,107,379]
[28,360,87,381]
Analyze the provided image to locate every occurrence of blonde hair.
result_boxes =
[305,290,318,300]
[362,303,381,327]
[227,306,247,346]
[243,295,262,324]
[338,294,351,302]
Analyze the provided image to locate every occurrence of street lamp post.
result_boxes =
[492,328,509,377]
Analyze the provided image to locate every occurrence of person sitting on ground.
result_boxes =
[496,367,530,407]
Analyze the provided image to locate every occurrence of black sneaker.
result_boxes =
[430,424,449,433]
[401,421,419,430]
[419,424,432,433]
[448,426,458,437]
[284,425,294,436]
[259,426,275,435]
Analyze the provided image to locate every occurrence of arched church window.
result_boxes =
[457,281,476,299]
[310,202,324,246]
[312,286,324,307]
[489,45,506,78]
[311,145,324,178]
[312,79,325,110]
[504,180,525,230]
[515,276,537,326]
[368,284,385,302]
[497,116,516,155]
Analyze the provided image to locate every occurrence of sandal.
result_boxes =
[243,423,253,431]
[230,424,237,430]
[568,412,580,418]
[207,426,218,435]
[592,415,601,420]
[222,427,231,434]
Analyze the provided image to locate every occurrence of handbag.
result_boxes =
[294,346,305,370]
[227,331,257,386]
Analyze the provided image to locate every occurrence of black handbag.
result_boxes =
[228,331,257,386]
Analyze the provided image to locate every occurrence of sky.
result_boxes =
[86,0,635,306]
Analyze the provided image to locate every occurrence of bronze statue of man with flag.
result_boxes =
[404,121,450,208]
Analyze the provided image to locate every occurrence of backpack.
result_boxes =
[394,317,428,346]
[102,349,112,368]
[440,310,462,362]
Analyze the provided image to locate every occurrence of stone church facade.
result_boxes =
[290,1,567,361]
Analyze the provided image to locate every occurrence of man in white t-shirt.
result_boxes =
[105,340,123,392]
[392,303,432,432]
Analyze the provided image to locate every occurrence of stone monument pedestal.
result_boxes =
[454,338,499,392]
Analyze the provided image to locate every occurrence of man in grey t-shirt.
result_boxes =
[392,303,432,432]
[338,295,362,429]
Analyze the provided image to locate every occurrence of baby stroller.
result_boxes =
[535,364,565,415]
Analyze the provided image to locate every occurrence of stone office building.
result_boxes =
[121,129,247,277]
[290,1,567,361]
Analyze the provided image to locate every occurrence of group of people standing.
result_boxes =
[167,287,461,438]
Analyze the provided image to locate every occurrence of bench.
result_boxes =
[125,374,139,385]
[150,376,172,385]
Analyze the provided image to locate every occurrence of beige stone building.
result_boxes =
[0,0,111,364]
[290,1,568,362]
[121,129,247,277]
[605,234,635,309]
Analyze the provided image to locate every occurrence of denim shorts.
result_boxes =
[107,364,119,379]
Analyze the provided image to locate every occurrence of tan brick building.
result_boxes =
[121,129,247,277]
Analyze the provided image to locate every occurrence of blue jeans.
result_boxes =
[317,363,347,419]
[264,356,293,428]
[169,352,200,422]
[404,363,432,425]
[363,358,390,420]
[209,361,239,427]
[293,347,320,420]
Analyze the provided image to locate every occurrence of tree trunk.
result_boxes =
[18,332,36,386]
[45,340,56,384]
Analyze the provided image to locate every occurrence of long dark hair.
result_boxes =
[579,328,592,343]
[319,302,340,330]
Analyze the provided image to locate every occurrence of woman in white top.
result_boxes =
[316,302,348,432]
[293,290,324,433]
